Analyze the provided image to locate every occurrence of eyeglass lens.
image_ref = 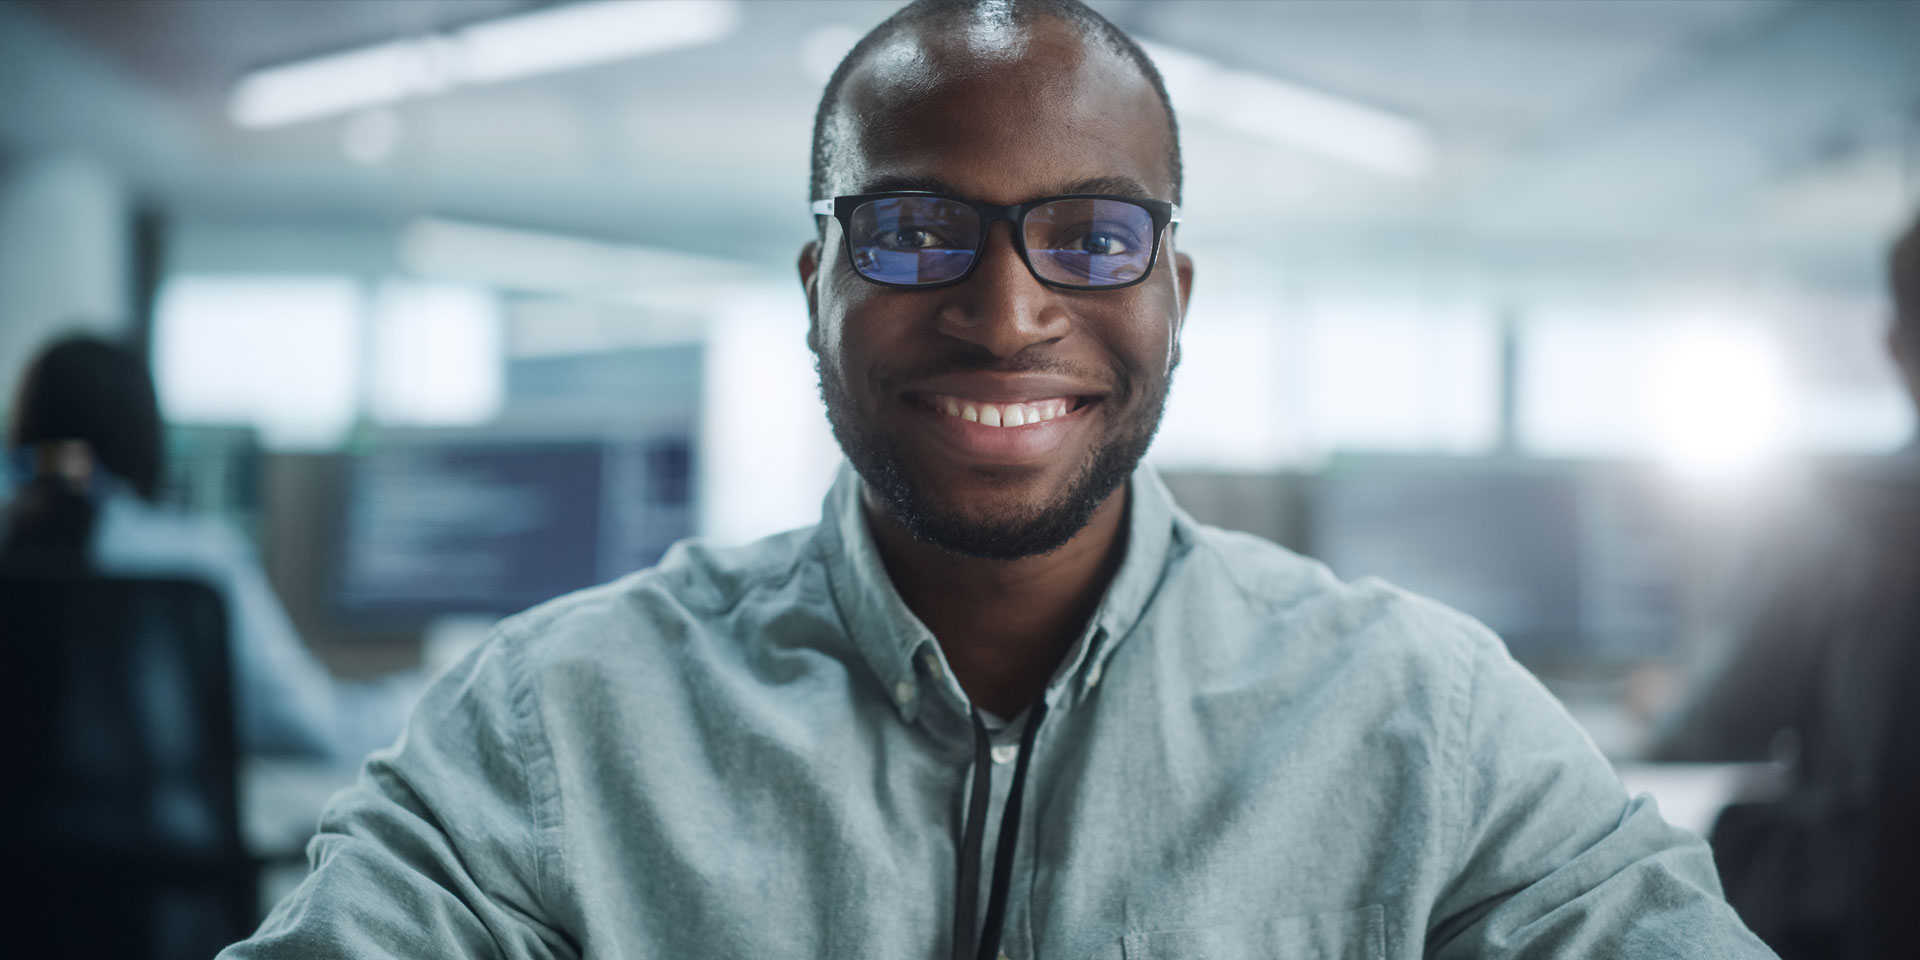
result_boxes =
[846,196,1156,287]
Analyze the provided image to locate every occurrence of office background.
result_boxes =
[1,0,1917,925]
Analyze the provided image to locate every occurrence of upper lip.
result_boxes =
[897,371,1110,405]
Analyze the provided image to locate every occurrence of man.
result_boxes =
[225,2,1771,957]
[1650,212,1920,958]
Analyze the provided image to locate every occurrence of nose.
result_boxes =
[932,220,1073,359]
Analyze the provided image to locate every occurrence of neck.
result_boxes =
[864,482,1130,719]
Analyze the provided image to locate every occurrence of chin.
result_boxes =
[882,454,1114,560]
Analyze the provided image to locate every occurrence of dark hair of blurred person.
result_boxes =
[1,333,421,760]
[1649,209,1920,959]
[2,334,163,564]
[1889,212,1920,417]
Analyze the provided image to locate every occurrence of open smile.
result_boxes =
[901,391,1100,465]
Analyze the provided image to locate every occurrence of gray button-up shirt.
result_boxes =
[226,464,1772,959]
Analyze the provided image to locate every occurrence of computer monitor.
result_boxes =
[327,434,693,631]
[1308,458,1680,669]
[160,424,262,535]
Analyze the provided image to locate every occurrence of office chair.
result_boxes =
[1863,527,1920,959]
[0,570,259,960]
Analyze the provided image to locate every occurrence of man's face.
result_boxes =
[800,17,1193,560]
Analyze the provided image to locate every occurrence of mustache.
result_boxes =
[883,354,1125,394]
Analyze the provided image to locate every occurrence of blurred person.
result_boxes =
[224,2,1769,957]
[2,334,417,761]
[1649,213,1920,959]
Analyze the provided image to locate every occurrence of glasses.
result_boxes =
[811,192,1180,291]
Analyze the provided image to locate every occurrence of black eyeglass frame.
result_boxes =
[811,191,1182,292]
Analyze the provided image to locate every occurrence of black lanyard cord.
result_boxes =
[951,699,1050,960]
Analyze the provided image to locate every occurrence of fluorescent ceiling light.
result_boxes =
[231,0,742,128]
[1138,41,1434,179]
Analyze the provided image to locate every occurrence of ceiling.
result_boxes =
[3,0,1917,300]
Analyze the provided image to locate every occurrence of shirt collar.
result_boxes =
[816,460,1181,725]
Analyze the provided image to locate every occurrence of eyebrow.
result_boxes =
[848,173,1161,202]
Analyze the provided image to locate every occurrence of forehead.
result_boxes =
[828,16,1173,204]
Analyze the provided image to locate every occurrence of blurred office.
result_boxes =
[0,0,1916,956]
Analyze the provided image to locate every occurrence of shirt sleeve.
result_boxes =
[1426,631,1776,960]
[219,632,577,960]
[219,534,345,757]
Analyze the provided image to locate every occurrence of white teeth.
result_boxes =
[929,395,1076,427]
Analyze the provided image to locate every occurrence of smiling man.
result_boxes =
[225,2,1772,958]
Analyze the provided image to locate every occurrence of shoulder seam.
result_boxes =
[1184,522,1320,617]
[1443,626,1484,874]
[644,532,821,619]
[500,623,568,926]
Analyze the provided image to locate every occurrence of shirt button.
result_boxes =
[894,681,916,705]
[990,744,1019,765]
[1084,661,1104,690]
[922,652,943,679]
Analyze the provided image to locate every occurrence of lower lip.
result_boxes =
[904,397,1098,465]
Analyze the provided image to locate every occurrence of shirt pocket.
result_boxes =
[1120,904,1385,960]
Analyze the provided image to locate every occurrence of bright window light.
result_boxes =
[1139,41,1433,178]
[698,290,841,545]
[1518,318,1661,459]
[371,282,504,427]
[1301,302,1499,456]
[153,275,361,449]
[230,0,742,128]
[1520,313,1796,480]
[1153,309,1291,470]
[1649,326,1787,481]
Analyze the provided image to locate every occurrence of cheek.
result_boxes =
[815,284,902,401]
[1103,291,1182,385]
[814,270,869,361]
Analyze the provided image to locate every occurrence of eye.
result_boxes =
[878,227,942,249]
[1073,231,1132,256]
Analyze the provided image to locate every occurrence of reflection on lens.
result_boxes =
[1025,198,1154,287]
[848,197,980,284]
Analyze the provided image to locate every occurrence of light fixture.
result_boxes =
[1138,41,1434,179]
[230,0,743,129]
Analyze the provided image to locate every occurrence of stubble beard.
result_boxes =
[816,356,1168,560]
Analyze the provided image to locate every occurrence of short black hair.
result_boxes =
[808,0,1183,208]
[8,334,164,500]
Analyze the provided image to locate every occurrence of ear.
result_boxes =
[1173,250,1195,322]
[799,239,822,353]
[1169,250,1195,370]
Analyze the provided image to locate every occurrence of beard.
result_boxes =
[817,356,1168,561]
